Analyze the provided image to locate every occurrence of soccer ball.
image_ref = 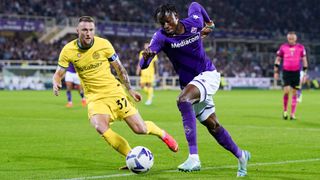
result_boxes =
[126,146,154,174]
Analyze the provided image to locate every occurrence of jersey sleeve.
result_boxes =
[149,31,164,53]
[276,45,284,58]
[104,39,119,62]
[58,47,70,68]
[301,45,306,57]
[187,2,211,27]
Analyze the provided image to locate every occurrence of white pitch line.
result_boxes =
[60,158,320,180]
[227,125,320,132]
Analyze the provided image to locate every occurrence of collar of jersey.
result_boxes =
[77,38,94,50]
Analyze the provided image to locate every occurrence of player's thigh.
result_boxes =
[193,95,216,122]
[90,114,112,133]
[189,70,221,102]
[65,71,73,82]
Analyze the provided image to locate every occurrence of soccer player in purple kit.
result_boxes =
[65,62,86,108]
[274,31,308,120]
[140,2,250,177]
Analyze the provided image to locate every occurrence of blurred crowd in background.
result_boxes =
[0,0,319,78]
[1,0,319,34]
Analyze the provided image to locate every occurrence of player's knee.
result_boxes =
[90,118,109,134]
[203,114,220,132]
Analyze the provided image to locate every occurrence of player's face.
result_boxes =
[158,12,179,35]
[287,34,297,45]
[77,21,95,47]
[144,43,149,49]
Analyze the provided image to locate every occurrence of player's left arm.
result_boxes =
[110,59,142,102]
[302,56,308,83]
[188,2,215,38]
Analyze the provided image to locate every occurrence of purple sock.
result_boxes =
[297,89,302,98]
[177,101,198,154]
[213,126,242,158]
[66,91,72,102]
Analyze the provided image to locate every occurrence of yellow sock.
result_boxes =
[102,128,131,157]
[147,87,153,101]
[145,121,164,138]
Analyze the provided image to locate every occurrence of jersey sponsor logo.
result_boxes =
[171,34,200,48]
[77,62,102,72]
[192,15,199,19]
[184,125,192,135]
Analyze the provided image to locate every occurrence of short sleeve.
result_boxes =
[58,47,70,68]
[276,45,284,58]
[301,46,306,57]
[104,39,118,62]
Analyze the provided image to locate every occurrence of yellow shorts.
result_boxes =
[87,93,137,121]
[140,75,154,84]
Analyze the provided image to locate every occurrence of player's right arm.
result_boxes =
[53,66,67,96]
[140,33,164,69]
[54,46,69,96]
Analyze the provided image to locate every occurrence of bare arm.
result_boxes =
[52,66,67,96]
[111,59,142,102]
[302,56,308,83]
[274,56,281,80]
[302,56,308,69]
[136,63,141,76]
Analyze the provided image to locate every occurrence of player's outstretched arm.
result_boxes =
[140,48,157,69]
[52,66,66,96]
[188,2,215,38]
[111,59,142,102]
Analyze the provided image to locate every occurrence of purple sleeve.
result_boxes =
[140,31,164,69]
[139,56,153,69]
[188,2,211,23]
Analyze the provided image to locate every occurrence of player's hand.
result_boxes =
[53,82,62,96]
[142,48,156,61]
[201,21,215,39]
[128,89,142,102]
[274,72,279,81]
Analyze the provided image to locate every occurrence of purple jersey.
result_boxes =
[67,63,76,73]
[147,2,216,88]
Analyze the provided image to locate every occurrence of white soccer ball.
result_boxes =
[126,146,154,174]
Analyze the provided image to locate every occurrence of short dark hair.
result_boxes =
[287,31,296,35]
[79,16,95,23]
[153,4,177,23]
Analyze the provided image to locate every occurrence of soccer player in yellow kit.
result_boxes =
[136,42,158,105]
[52,16,178,168]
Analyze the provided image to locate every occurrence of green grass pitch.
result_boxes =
[0,90,319,179]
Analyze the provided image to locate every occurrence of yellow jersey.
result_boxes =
[58,36,121,102]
